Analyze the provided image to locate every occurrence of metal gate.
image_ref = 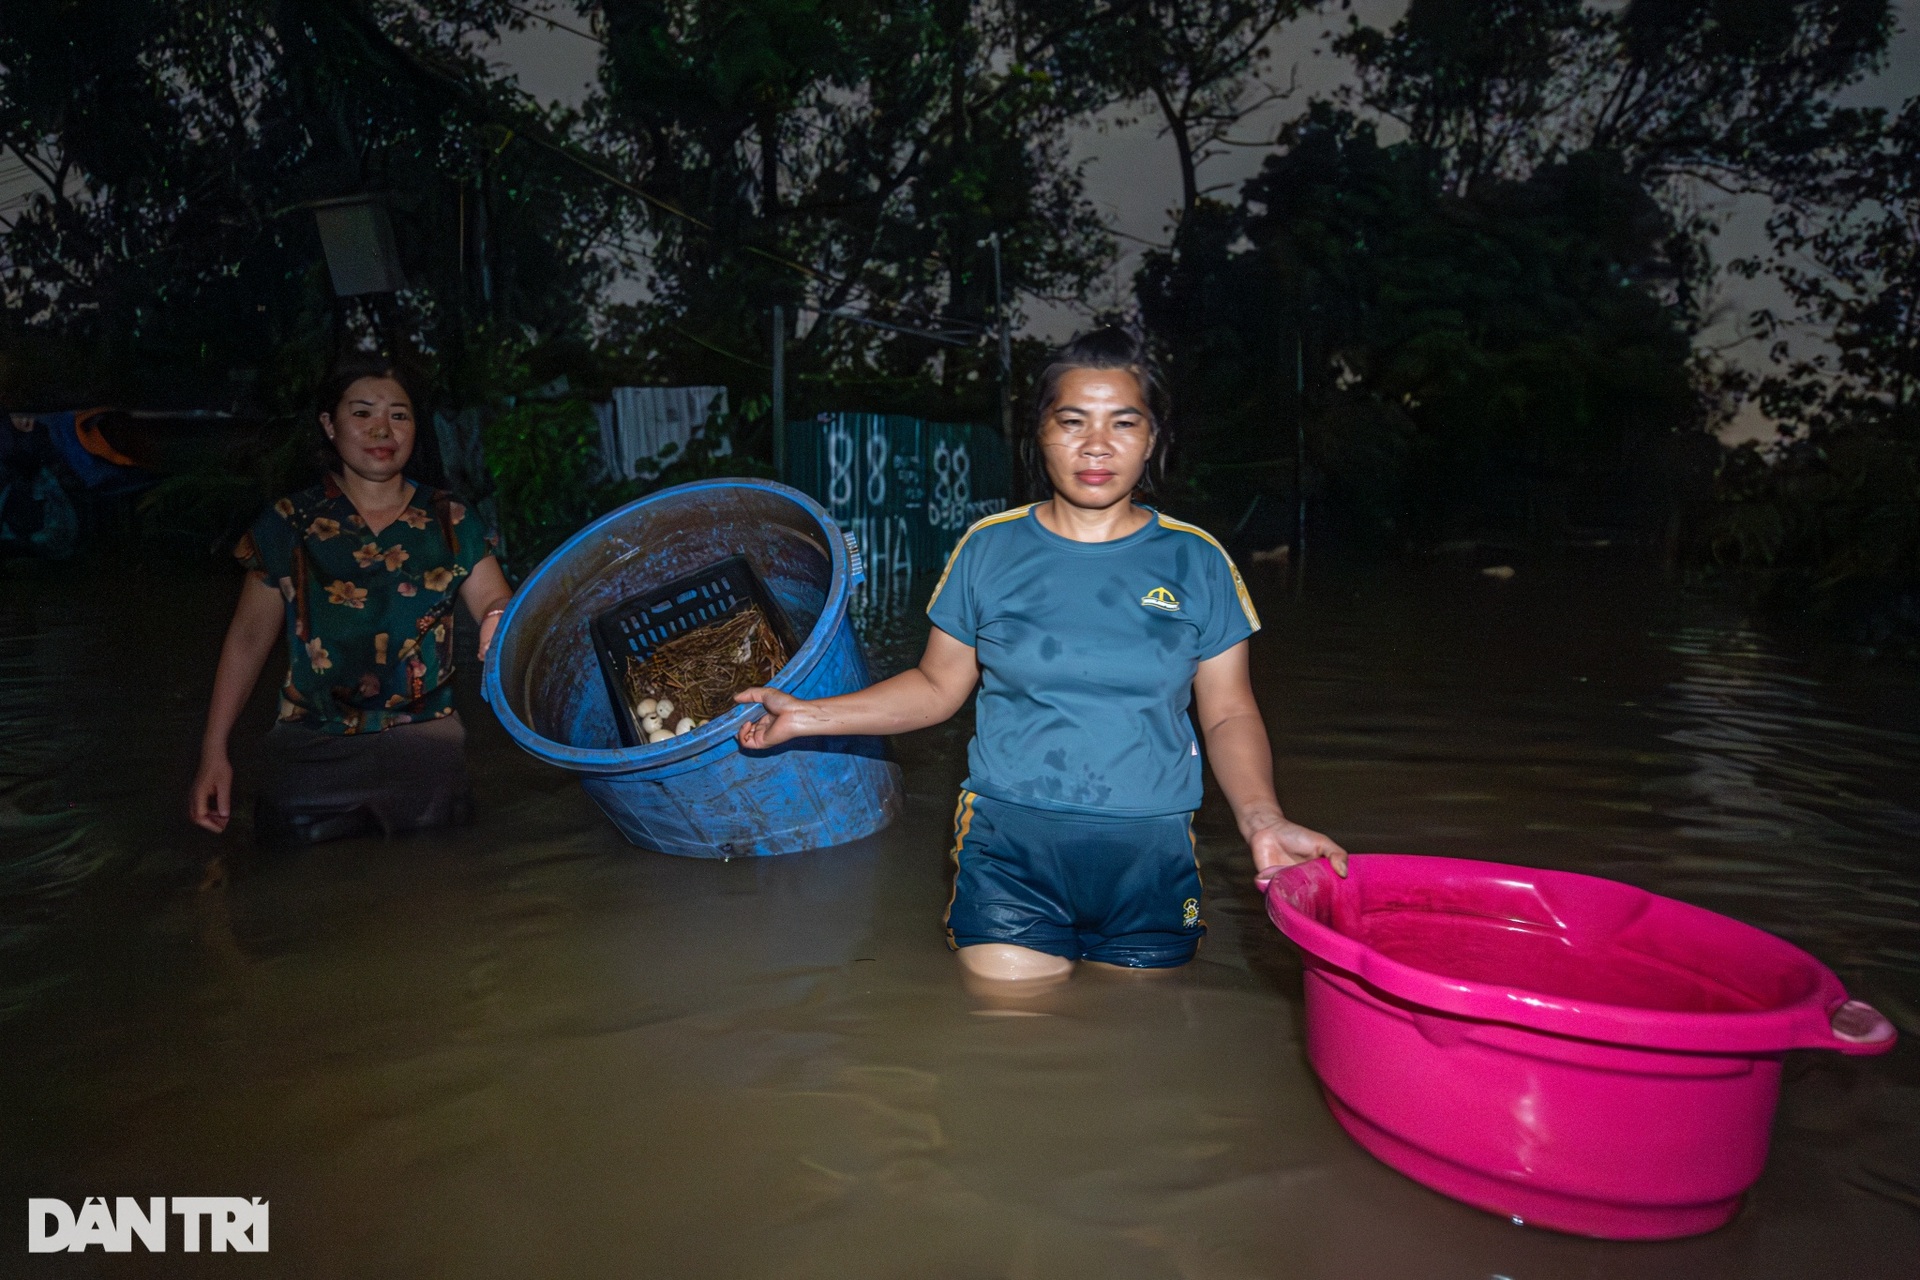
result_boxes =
[784,414,1011,584]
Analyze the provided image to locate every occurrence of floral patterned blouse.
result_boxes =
[235,476,499,735]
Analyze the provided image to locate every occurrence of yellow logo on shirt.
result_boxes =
[1182,898,1200,928]
[1140,587,1181,612]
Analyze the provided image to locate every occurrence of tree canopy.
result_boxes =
[1705,95,1920,646]
[1135,0,1898,546]
[0,0,1911,634]
[0,0,621,413]
[588,0,1116,420]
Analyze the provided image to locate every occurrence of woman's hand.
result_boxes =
[731,628,979,749]
[1249,815,1348,884]
[460,556,512,663]
[189,752,235,834]
[192,576,283,836]
[1191,644,1347,885]
[733,687,819,749]
[477,610,503,662]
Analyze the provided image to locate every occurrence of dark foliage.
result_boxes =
[1703,96,1920,647]
[588,0,1114,425]
[0,2,620,409]
[1140,104,1696,543]
[1136,0,1895,551]
[0,0,1910,648]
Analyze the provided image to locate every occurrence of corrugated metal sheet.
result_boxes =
[784,414,1011,581]
[595,386,730,480]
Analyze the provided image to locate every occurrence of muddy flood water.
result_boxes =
[3,553,1917,1278]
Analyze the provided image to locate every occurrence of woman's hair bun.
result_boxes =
[1052,325,1146,369]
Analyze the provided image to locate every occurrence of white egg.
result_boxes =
[656,697,675,718]
[674,717,694,735]
[647,727,674,743]
[637,697,658,715]
[640,713,663,733]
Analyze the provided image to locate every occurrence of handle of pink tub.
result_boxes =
[1821,1000,1897,1055]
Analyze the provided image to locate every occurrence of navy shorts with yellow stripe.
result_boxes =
[944,791,1204,968]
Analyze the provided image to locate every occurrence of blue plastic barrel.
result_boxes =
[483,479,902,857]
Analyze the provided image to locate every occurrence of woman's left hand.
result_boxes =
[1249,817,1348,883]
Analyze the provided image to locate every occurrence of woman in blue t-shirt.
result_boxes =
[737,328,1343,987]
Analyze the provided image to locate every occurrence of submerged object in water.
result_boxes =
[1265,853,1895,1240]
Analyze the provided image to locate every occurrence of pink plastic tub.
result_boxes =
[1265,854,1896,1240]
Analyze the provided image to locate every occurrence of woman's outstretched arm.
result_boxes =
[189,577,286,832]
[734,626,979,749]
[1191,640,1348,879]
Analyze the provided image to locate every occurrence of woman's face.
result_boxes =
[322,376,415,483]
[1037,367,1154,509]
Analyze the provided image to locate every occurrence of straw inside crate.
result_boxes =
[623,604,789,726]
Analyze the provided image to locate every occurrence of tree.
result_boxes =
[588,0,1114,419]
[1338,0,1895,196]
[1703,96,1920,645]
[1333,0,1585,196]
[0,0,621,412]
[1131,0,1898,543]
[1748,96,1920,419]
[1138,104,1698,541]
[1101,0,1310,220]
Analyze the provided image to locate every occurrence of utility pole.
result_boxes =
[771,304,786,480]
[1294,330,1307,600]
[989,232,1012,449]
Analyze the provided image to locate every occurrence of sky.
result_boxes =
[491,0,1919,442]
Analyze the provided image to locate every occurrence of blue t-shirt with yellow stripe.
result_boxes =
[926,504,1260,818]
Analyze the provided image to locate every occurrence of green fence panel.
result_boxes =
[784,413,1011,581]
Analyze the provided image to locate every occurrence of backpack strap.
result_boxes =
[431,488,459,562]
[292,539,311,640]
[287,496,312,641]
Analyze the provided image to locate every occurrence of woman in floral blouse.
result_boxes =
[189,358,513,844]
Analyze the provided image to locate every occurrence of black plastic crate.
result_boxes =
[592,554,799,747]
